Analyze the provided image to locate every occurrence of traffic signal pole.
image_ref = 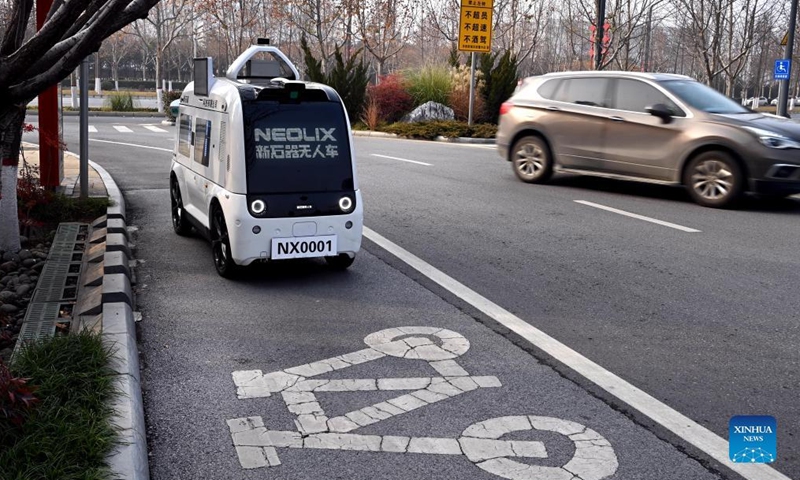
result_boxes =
[778,0,798,117]
[36,0,61,188]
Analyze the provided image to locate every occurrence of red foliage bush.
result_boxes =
[367,74,414,124]
[0,359,39,427]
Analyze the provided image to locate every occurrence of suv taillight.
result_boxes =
[499,102,514,116]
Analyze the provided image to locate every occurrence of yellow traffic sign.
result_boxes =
[458,0,493,53]
[781,32,789,46]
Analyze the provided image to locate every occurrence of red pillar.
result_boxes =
[36,0,61,188]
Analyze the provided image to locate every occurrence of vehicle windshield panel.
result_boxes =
[243,100,353,194]
[660,80,750,114]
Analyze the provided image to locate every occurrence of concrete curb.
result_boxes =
[88,161,150,480]
[352,130,496,144]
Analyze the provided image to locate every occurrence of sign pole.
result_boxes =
[595,0,606,70]
[468,52,476,126]
[80,57,89,198]
[778,0,798,117]
[36,0,61,189]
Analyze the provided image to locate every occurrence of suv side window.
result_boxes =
[613,79,685,116]
[554,78,610,107]
[537,79,561,99]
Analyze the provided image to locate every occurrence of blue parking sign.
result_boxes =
[775,59,791,80]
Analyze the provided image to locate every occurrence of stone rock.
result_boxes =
[18,249,32,261]
[18,275,30,284]
[0,291,16,303]
[34,252,48,260]
[22,258,37,268]
[0,304,18,314]
[402,101,455,123]
[32,262,45,273]
[0,348,13,361]
[16,284,32,297]
[0,261,15,272]
[2,251,13,262]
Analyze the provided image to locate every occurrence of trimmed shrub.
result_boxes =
[104,91,136,111]
[163,90,183,122]
[403,65,452,107]
[383,120,496,139]
[479,49,518,124]
[368,74,414,123]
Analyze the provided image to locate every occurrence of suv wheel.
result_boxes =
[211,206,238,278]
[511,135,553,184]
[171,179,191,236]
[684,151,744,208]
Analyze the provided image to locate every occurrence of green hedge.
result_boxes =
[382,121,496,139]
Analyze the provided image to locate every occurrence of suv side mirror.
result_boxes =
[646,104,674,123]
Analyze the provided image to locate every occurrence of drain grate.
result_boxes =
[14,223,88,355]
[14,302,71,355]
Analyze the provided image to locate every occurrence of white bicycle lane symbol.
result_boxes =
[227,327,619,480]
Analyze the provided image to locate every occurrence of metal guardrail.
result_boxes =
[14,223,88,356]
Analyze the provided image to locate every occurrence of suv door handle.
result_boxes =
[609,116,625,122]
[546,106,560,111]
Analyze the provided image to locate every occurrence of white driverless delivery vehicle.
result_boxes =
[170,39,363,277]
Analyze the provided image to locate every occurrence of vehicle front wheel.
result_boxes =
[325,254,355,270]
[684,151,744,208]
[211,206,239,278]
[171,179,191,236]
[511,135,553,184]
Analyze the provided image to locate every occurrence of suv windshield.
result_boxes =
[660,80,750,114]
[243,100,353,194]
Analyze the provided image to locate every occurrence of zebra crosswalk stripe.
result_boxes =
[113,126,134,133]
[144,125,168,133]
[88,125,98,133]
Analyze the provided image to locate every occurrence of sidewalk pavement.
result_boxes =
[20,142,108,197]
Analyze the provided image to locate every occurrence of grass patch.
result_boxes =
[0,333,118,480]
[28,195,111,226]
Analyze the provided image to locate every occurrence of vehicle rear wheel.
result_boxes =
[325,254,355,270]
[684,151,744,208]
[171,179,191,236]
[511,135,553,184]
[211,206,238,278]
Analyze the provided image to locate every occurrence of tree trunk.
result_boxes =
[0,105,26,253]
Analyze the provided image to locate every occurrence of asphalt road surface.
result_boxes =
[23,114,799,480]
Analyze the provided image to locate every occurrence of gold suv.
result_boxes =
[497,71,800,208]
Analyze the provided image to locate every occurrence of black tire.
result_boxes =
[171,179,192,236]
[683,151,744,208]
[211,206,239,278]
[510,135,553,184]
[325,254,355,270]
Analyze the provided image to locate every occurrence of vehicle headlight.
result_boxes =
[250,199,266,216]
[338,196,353,213]
[743,126,800,149]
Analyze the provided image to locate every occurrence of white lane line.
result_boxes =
[143,125,168,133]
[89,138,173,153]
[575,200,701,233]
[88,125,98,133]
[113,125,133,133]
[362,226,788,480]
[371,154,432,166]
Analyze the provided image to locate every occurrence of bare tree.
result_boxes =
[356,0,419,77]
[1,0,161,252]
